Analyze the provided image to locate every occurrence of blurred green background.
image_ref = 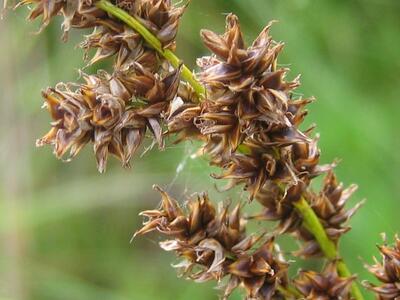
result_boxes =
[1,0,400,299]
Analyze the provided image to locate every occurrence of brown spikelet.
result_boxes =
[133,0,186,48]
[81,0,186,68]
[135,186,288,299]
[224,239,289,300]
[15,0,103,39]
[189,14,333,205]
[16,0,185,70]
[197,14,300,151]
[81,20,158,70]
[363,235,400,300]
[250,181,305,234]
[294,262,355,299]
[37,65,181,172]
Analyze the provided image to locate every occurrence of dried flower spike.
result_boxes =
[194,14,332,202]
[294,261,355,299]
[135,186,289,299]
[37,65,181,172]
[363,235,400,300]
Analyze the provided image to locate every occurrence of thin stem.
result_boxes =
[293,197,337,259]
[277,285,302,299]
[293,197,364,300]
[95,0,205,98]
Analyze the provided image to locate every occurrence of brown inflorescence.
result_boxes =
[17,0,156,68]
[81,20,159,70]
[117,0,186,48]
[185,14,334,206]
[363,235,400,300]
[135,186,289,300]
[15,0,185,49]
[18,0,192,171]
[15,0,102,40]
[294,262,355,299]
[81,0,186,68]
[177,14,362,260]
[36,63,182,172]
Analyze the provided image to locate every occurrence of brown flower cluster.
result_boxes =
[294,262,355,299]
[18,0,193,171]
[81,0,185,69]
[164,14,334,240]
[15,0,101,40]
[165,14,361,258]
[16,0,184,58]
[191,14,330,201]
[135,186,288,300]
[37,64,181,172]
[81,19,159,70]
[116,0,185,48]
[364,235,400,299]
[249,179,305,235]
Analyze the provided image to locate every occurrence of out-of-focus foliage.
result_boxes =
[0,0,399,299]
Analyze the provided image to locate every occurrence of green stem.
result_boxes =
[293,197,364,300]
[293,197,337,259]
[277,285,302,299]
[95,0,206,98]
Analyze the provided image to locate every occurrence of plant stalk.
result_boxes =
[293,197,364,300]
[95,0,206,98]
[277,285,302,299]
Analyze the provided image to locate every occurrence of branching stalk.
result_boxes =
[95,0,206,98]
[293,197,364,300]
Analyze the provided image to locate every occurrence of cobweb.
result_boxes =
[162,138,253,222]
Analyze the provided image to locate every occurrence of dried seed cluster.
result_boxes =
[135,13,362,300]
[81,0,185,69]
[364,236,400,300]
[18,0,190,172]
[294,262,355,299]
[167,14,361,258]
[194,14,328,201]
[37,65,181,172]
[135,186,289,300]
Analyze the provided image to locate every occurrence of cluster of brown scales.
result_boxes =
[135,186,289,299]
[363,235,400,299]
[11,0,396,299]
